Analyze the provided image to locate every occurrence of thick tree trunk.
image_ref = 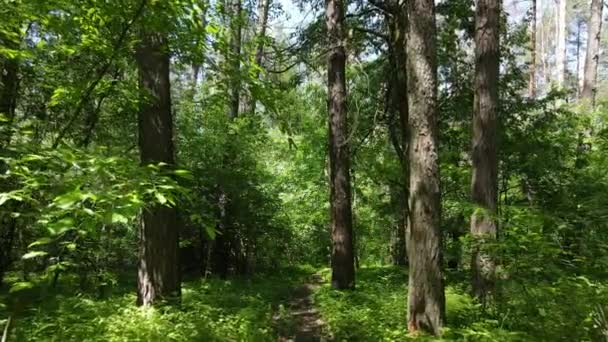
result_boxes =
[0,31,20,287]
[326,0,355,290]
[0,45,19,146]
[581,0,603,103]
[135,31,180,306]
[529,0,537,97]
[471,0,500,305]
[405,0,445,334]
[556,0,567,88]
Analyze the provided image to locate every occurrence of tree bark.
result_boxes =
[405,0,445,334]
[326,0,355,290]
[556,0,567,88]
[581,0,603,103]
[0,28,20,287]
[386,2,409,267]
[245,0,271,114]
[229,0,242,119]
[135,31,180,306]
[529,0,537,97]
[471,0,500,305]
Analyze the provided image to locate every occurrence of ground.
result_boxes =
[0,265,602,341]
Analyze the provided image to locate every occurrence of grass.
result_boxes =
[0,266,314,341]
[2,265,607,341]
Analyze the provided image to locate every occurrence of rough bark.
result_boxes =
[405,0,445,334]
[556,0,567,88]
[386,2,409,267]
[581,0,603,103]
[326,0,355,290]
[471,0,500,305]
[529,0,537,97]
[0,43,19,146]
[0,30,20,287]
[135,31,180,306]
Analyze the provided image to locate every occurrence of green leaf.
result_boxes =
[22,251,48,259]
[155,192,167,205]
[205,226,216,239]
[10,281,34,293]
[111,213,129,224]
[28,237,52,248]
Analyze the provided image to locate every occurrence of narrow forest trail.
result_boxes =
[276,273,328,342]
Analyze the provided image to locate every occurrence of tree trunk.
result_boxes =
[0,29,20,287]
[405,0,445,334]
[229,0,242,119]
[135,31,180,306]
[529,0,537,97]
[471,0,500,305]
[581,0,603,103]
[326,0,355,290]
[386,2,409,267]
[576,19,583,97]
[556,0,567,88]
[0,41,19,146]
[245,0,271,114]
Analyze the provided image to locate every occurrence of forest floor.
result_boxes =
[276,273,326,342]
[2,265,602,341]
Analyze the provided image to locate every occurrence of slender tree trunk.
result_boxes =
[405,0,445,334]
[529,0,537,97]
[581,0,603,103]
[576,20,583,97]
[245,0,271,114]
[471,0,500,305]
[386,2,409,267]
[229,0,242,119]
[556,0,567,88]
[135,31,180,306]
[326,0,355,290]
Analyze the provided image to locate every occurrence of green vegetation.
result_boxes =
[1,0,608,340]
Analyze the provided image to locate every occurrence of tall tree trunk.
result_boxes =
[0,28,20,287]
[581,0,604,103]
[576,19,584,97]
[540,1,549,87]
[405,0,445,334]
[471,0,500,305]
[556,0,567,88]
[386,2,409,267]
[326,0,355,290]
[135,31,180,306]
[245,0,271,114]
[529,0,537,97]
[229,0,242,119]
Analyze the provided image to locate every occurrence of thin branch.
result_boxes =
[52,0,147,148]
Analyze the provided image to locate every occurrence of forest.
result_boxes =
[0,0,607,340]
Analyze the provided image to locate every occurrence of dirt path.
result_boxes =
[276,274,327,342]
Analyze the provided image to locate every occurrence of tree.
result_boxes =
[581,0,603,103]
[556,0,567,88]
[405,0,445,334]
[386,0,409,266]
[135,28,180,306]
[471,0,500,304]
[326,0,355,290]
[529,0,537,97]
